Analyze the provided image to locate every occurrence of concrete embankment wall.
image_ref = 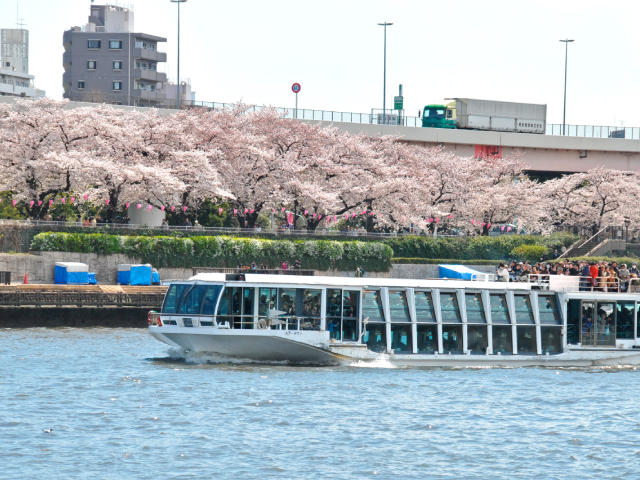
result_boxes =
[0,307,149,328]
[0,252,497,283]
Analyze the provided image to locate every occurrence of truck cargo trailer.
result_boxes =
[422,98,546,134]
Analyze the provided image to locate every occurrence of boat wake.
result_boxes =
[349,354,397,369]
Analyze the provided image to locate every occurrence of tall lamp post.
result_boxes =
[378,22,393,125]
[559,38,574,136]
[171,0,188,109]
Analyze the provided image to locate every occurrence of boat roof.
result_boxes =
[186,273,533,291]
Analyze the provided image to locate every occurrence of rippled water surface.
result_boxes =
[2,328,640,479]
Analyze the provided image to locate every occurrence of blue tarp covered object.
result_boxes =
[438,264,488,281]
[130,264,153,286]
[54,262,89,284]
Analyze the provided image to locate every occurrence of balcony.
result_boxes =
[133,69,167,83]
[131,89,167,103]
[134,48,167,63]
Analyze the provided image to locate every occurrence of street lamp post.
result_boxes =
[171,0,188,109]
[378,22,393,126]
[559,39,574,136]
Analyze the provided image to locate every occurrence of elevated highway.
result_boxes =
[309,120,640,175]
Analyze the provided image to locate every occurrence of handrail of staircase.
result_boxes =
[557,225,610,259]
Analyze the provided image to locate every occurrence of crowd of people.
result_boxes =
[496,260,640,292]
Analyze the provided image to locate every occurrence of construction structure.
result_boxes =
[0,28,45,98]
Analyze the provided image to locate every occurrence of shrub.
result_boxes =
[30,232,393,271]
[510,245,549,262]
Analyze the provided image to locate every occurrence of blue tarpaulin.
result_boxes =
[54,262,89,284]
[439,264,489,281]
[130,264,153,286]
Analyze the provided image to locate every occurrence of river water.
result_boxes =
[2,328,640,479]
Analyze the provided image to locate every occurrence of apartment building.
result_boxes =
[0,28,45,98]
[63,4,168,106]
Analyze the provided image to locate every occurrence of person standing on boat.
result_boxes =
[496,263,509,282]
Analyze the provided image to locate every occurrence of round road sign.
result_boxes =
[291,83,301,93]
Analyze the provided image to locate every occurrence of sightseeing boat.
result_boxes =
[148,273,640,367]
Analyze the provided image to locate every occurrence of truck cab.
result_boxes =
[421,104,456,129]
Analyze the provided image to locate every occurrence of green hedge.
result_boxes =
[392,258,497,265]
[30,232,393,272]
[510,245,549,262]
[384,233,577,260]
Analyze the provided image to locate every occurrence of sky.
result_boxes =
[2,0,640,126]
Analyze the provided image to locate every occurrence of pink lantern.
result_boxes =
[38,200,43,207]
[30,201,34,208]
[49,200,53,207]
[183,206,188,212]
[501,225,505,232]
[304,209,308,215]
[12,199,16,207]
[171,206,175,212]
[345,213,349,220]
[271,208,276,214]
[244,208,248,214]
[482,222,486,227]
[435,218,440,224]
[249,209,254,214]
[126,202,130,209]
[233,209,238,215]
[70,197,75,204]
[136,203,141,209]
[507,226,512,232]
[471,219,476,225]
[487,223,491,229]
[161,205,165,212]
[333,215,337,222]
[281,207,285,212]
[0,198,2,203]
[61,198,66,204]
[83,194,88,201]
[106,199,110,205]
[448,214,454,219]
[318,214,323,220]
[351,213,356,219]
[218,208,223,215]
[147,205,153,211]
[313,213,317,219]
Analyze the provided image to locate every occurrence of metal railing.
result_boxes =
[527,274,624,292]
[59,94,640,140]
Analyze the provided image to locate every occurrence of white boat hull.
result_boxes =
[151,326,640,367]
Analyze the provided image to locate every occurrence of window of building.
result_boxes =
[87,60,97,70]
[87,39,101,49]
[112,81,122,91]
[135,40,144,48]
[109,40,123,49]
[77,81,85,89]
[113,61,123,70]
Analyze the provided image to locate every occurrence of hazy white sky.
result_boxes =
[2,0,639,126]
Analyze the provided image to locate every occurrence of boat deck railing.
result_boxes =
[527,274,640,293]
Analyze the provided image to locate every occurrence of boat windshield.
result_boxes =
[162,283,223,315]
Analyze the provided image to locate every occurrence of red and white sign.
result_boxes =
[291,83,301,94]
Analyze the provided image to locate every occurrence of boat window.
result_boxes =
[490,294,510,324]
[327,288,342,340]
[492,325,513,354]
[566,299,581,344]
[442,325,463,353]
[363,324,386,353]
[540,326,562,354]
[514,295,534,324]
[278,289,296,316]
[201,285,223,315]
[217,287,255,329]
[162,283,189,313]
[391,325,412,353]
[516,326,537,354]
[415,291,436,322]
[467,325,488,354]
[389,290,411,322]
[362,290,384,322]
[440,292,462,323]
[538,295,560,324]
[342,290,359,341]
[177,284,209,315]
[258,288,277,316]
[465,293,486,323]
[616,302,634,339]
[595,302,615,346]
[636,303,640,339]
[416,324,437,353]
[302,289,321,317]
